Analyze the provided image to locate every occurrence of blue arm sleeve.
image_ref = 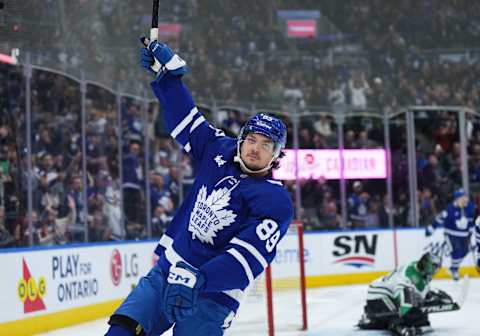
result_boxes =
[199,191,294,292]
[150,73,227,164]
[476,218,480,255]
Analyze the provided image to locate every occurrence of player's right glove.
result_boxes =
[140,39,187,77]
[425,225,434,237]
[163,261,206,323]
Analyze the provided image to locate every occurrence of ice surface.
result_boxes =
[37,278,480,336]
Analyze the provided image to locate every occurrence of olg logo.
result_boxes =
[17,258,47,313]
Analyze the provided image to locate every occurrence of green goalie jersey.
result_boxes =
[367,262,431,317]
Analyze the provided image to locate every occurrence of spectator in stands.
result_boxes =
[419,187,437,228]
[348,181,370,228]
[68,175,86,240]
[151,205,170,237]
[356,130,378,149]
[349,72,371,110]
[122,142,144,238]
[0,207,14,247]
[102,172,124,240]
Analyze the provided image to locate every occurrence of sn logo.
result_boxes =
[333,234,378,256]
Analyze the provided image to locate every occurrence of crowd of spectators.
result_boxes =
[2,1,480,247]
[0,63,194,247]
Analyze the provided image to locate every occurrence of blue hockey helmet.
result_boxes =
[234,113,287,174]
[238,113,287,156]
[453,188,467,200]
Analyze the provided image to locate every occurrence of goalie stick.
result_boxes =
[368,276,469,320]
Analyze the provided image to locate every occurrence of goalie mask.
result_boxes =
[234,113,287,174]
[418,252,441,281]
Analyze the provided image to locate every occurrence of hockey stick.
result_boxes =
[366,286,466,321]
[141,0,162,72]
[455,275,469,308]
[367,301,460,320]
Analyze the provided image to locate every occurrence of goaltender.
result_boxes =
[357,252,460,336]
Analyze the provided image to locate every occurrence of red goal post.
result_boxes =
[229,220,308,336]
[265,220,308,336]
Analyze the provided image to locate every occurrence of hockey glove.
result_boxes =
[425,289,453,305]
[163,261,206,323]
[139,39,187,77]
[140,47,157,75]
[476,258,480,275]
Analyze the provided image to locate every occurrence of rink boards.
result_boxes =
[0,228,477,335]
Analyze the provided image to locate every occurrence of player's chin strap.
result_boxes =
[233,141,277,175]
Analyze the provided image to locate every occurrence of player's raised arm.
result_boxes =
[140,40,225,162]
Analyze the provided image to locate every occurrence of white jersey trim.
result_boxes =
[231,237,268,269]
[159,234,173,248]
[184,142,191,153]
[159,234,191,267]
[227,248,254,283]
[267,179,283,186]
[171,107,198,139]
[445,228,470,237]
[190,115,205,133]
[222,288,244,302]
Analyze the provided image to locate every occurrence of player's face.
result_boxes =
[457,195,469,208]
[240,133,275,171]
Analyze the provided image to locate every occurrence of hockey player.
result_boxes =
[357,252,451,336]
[425,188,476,280]
[105,41,293,336]
[476,216,480,274]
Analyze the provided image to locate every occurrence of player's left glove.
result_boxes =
[425,289,454,305]
[163,261,206,323]
[140,38,187,77]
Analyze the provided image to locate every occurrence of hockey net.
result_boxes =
[227,221,308,336]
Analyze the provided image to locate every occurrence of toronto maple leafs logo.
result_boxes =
[189,178,239,244]
[214,155,226,167]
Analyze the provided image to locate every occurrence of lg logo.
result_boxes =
[110,249,140,286]
[110,249,122,286]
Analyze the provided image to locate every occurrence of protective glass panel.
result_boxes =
[0,63,24,247]
[343,112,388,230]
[296,111,342,231]
[30,69,83,245]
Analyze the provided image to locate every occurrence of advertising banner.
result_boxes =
[273,149,387,180]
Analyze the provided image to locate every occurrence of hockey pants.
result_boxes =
[106,263,233,336]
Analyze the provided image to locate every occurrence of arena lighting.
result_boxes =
[273,149,387,180]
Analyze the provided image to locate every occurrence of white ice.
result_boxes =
[37,278,480,336]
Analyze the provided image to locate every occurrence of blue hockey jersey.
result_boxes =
[430,201,476,238]
[476,217,480,261]
[150,73,294,313]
